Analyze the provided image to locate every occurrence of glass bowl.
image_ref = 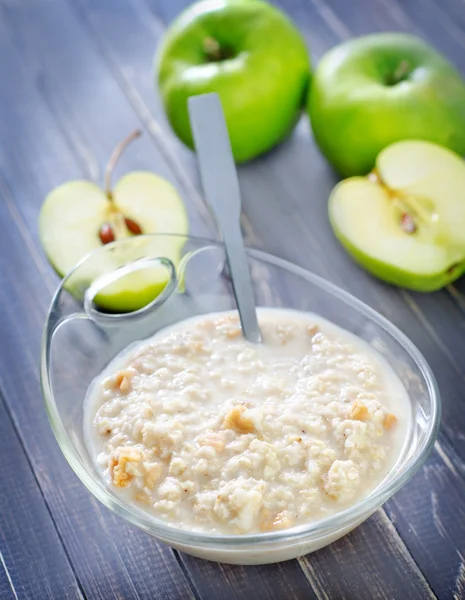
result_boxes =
[41,234,440,565]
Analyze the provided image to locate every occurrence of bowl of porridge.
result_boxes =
[41,234,440,564]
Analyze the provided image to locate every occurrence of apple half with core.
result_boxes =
[156,0,310,162]
[309,33,465,176]
[39,130,189,311]
[329,140,465,291]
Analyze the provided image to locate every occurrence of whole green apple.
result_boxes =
[156,0,310,162]
[309,33,465,177]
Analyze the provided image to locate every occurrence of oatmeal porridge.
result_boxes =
[84,309,410,535]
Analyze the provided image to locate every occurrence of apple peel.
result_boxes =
[329,140,465,291]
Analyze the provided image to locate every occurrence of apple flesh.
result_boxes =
[39,133,188,312]
[156,0,310,162]
[309,33,465,176]
[329,140,465,291]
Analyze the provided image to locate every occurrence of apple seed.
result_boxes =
[400,212,416,234]
[124,217,143,235]
[99,222,115,244]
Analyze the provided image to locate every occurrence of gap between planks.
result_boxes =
[0,550,20,600]
[0,388,87,600]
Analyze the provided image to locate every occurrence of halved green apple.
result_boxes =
[329,140,465,290]
[39,131,188,311]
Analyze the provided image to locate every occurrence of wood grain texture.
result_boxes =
[1,0,465,598]
[175,558,317,600]
[0,1,312,598]
[298,511,435,600]
[0,394,83,600]
[0,0,318,596]
[0,3,197,599]
[87,1,464,597]
[0,562,18,600]
[0,182,197,600]
[385,448,465,600]
[67,0,461,597]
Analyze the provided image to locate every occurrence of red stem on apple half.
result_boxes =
[99,129,144,245]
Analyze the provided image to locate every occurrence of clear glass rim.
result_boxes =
[41,233,441,548]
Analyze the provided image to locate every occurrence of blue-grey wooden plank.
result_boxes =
[0,557,18,600]
[0,394,83,600]
[170,558,319,600]
[385,447,465,600]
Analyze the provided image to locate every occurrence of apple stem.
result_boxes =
[390,60,410,86]
[202,37,233,62]
[371,169,419,234]
[203,37,222,61]
[104,129,142,200]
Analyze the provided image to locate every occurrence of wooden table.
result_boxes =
[1,0,464,598]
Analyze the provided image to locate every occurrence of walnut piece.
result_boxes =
[114,370,133,393]
[110,447,142,488]
[383,413,397,430]
[307,325,319,337]
[222,406,254,434]
[350,400,369,421]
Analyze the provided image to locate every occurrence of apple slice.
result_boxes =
[39,131,188,312]
[329,140,465,291]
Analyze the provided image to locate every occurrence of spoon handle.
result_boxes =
[188,93,261,343]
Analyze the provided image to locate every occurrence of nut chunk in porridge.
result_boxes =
[110,447,143,488]
[85,309,409,535]
[222,406,255,434]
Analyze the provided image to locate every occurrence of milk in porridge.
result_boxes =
[84,309,410,535]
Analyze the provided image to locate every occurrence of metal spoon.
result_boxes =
[188,93,262,343]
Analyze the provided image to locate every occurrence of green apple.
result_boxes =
[309,33,465,177]
[329,140,465,291]
[156,0,310,162]
[39,130,188,312]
